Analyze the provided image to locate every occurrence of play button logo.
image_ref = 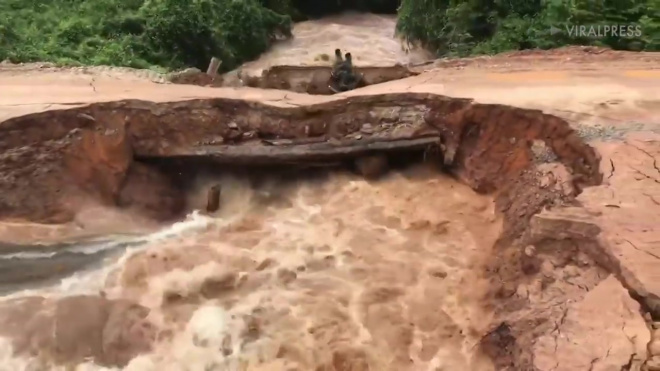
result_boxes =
[550,26,562,35]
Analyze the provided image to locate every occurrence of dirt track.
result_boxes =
[0,47,659,370]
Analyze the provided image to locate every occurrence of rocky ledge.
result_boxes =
[236,64,419,94]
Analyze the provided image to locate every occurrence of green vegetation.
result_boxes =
[396,0,659,56]
[1,0,657,72]
[0,0,292,71]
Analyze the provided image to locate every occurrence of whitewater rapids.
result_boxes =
[0,165,501,370]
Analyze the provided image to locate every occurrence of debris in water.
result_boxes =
[206,184,222,212]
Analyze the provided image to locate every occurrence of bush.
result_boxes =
[396,0,659,56]
[1,0,656,72]
[0,0,292,71]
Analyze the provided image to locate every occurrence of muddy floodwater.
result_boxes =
[0,165,501,370]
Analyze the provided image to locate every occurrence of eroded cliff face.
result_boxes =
[425,102,602,192]
[0,92,612,369]
[0,92,601,226]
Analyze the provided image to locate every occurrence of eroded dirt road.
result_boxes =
[0,42,659,370]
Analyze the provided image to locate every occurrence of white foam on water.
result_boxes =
[0,235,137,260]
[59,210,217,295]
[0,211,216,299]
[0,250,59,260]
[0,211,223,370]
[0,167,501,370]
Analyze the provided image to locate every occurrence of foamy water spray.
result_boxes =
[1,211,215,299]
[0,167,500,370]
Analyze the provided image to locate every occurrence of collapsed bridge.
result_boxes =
[10,87,660,371]
[0,92,601,224]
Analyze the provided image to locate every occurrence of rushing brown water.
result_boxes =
[0,165,501,370]
[0,12,503,370]
[237,12,433,76]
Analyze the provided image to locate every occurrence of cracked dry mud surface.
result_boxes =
[0,48,658,370]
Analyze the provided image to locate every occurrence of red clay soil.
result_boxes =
[3,48,660,369]
[0,93,600,226]
[429,45,660,71]
[0,90,606,368]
